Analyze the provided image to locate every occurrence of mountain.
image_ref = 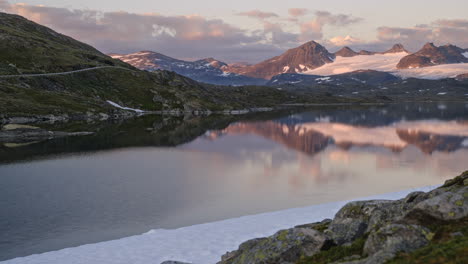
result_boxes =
[333,44,406,58]
[359,50,376,55]
[382,44,408,54]
[226,41,336,79]
[397,43,468,69]
[0,13,132,75]
[109,51,266,86]
[334,47,359,57]
[267,70,400,86]
[0,12,333,120]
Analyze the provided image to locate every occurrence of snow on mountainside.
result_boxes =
[110,51,266,86]
[111,42,468,85]
[303,52,408,76]
[302,51,468,80]
[397,43,468,69]
[395,63,468,80]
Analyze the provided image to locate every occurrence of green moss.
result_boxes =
[277,230,288,241]
[296,235,368,264]
[386,218,468,264]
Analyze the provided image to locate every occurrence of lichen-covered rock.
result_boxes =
[295,218,332,231]
[363,224,431,256]
[218,228,332,264]
[403,174,468,224]
[340,224,431,264]
[326,200,397,245]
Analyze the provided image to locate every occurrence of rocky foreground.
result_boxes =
[165,172,468,264]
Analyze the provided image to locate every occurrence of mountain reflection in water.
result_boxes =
[0,103,467,261]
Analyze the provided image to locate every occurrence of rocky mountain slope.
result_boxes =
[113,40,468,85]
[0,12,345,121]
[226,41,336,79]
[0,13,132,75]
[109,51,266,85]
[216,171,468,264]
[334,47,360,57]
[397,43,468,69]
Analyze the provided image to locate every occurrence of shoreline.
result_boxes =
[1,185,438,264]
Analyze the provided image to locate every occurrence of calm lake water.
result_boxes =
[1,103,467,261]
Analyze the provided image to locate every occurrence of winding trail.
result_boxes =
[0,66,134,78]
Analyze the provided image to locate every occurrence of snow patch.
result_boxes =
[463,52,468,59]
[395,63,468,80]
[315,77,331,82]
[106,101,144,113]
[1,186,437,264]
[282,66,290,73]
[462,139,468,147]
[304,52,407,76]
[437,92,447,95]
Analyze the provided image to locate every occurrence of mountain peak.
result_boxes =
[422,42,437,50]
[383,44,408,54]
[225,40,334,79]
[335,46,359,57]
[397,42,468,69]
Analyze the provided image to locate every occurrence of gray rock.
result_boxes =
[294,218,332,230]
[363,224,430,256]
[327,200,395,245]
[404,186,468,223]
[341,224,431,264]
[218,228,332,264]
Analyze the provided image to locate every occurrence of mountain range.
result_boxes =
[1,11,468,121]
[111,41,468,86]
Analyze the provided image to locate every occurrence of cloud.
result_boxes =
[1,1,276,62]
[262,21,299,45]
[376,19,468,50]
[237,10,278,20]
[298,11,363,42]
[288,8,309,17]
[328,35,363,47]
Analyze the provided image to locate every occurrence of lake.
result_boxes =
[1,103,467,261]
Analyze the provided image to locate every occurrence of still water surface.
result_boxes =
[0,103,467,261]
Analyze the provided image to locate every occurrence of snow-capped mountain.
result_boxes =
[226,41,336,79]
[111,41,468,86]
[397,43,468,69]
[109,51,266,85]
[334,44,408,58]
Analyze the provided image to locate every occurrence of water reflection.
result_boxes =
[0,103,467,261]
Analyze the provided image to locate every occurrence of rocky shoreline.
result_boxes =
[164,172,467,264]
[0,124,94,145]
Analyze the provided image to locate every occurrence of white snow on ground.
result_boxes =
[106,101,144,113]
[1,186,438,264]
[394,63,468,79]
[462,139,468,147]
[463,52,468,59]
[302,52,468,79]
[303,53,408,75]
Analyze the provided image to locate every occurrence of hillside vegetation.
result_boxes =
[0,12,345,119]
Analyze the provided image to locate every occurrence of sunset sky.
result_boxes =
[1,0,467,62]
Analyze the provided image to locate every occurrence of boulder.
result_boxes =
[326,200,397,245]
[403,186,468,223]
[363,224,431,256]
[218,228,332,264]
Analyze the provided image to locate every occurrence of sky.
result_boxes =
[1,0,468,63]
